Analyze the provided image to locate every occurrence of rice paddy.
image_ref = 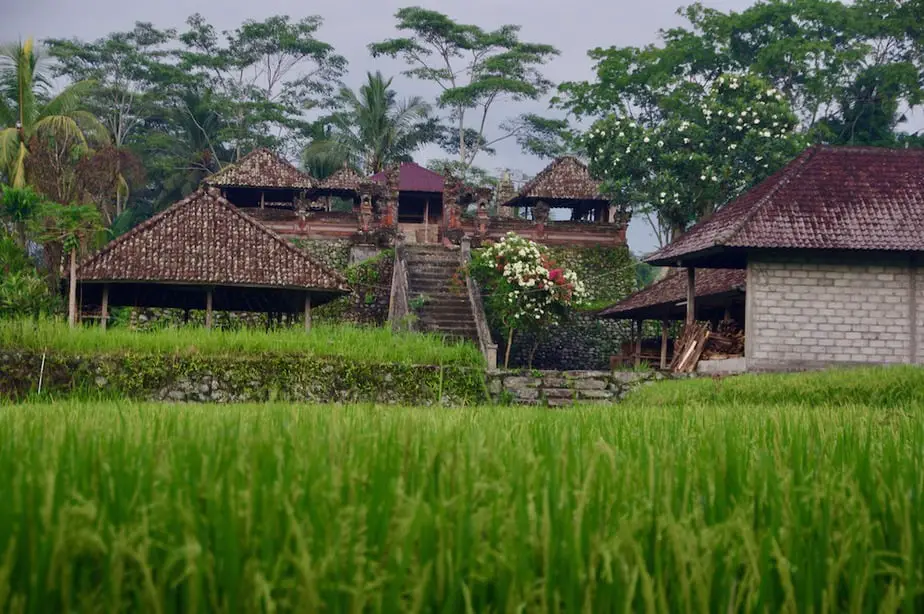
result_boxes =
[2,367,924,612]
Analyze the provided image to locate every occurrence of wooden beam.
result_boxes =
[686,267,696,326]
[101,284,109,331]
[304,294,312,332]
[205,290,213,329]
[660,319,669,370]
[634,320,643,368]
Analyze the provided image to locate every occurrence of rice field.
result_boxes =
[2,368,924,612]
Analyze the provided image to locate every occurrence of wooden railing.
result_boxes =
[387,238,413,332]
[461,237,498,370]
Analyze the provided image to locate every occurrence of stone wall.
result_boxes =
[314,249,393,326]
[292,238,352,272]
[548,245,636,304]
[487,369,667,406]
[503,311,631,370]
[1,351,486,405]
[747,254,923,368]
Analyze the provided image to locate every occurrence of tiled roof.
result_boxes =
[599,268,746,318]
[78,187,348,292]
[648,145,924,265]
[504,156,605,206]
[317,165,364,193]
[204,148,315,189]
[370,162,444,193]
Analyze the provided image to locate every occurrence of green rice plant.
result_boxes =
[0,318,484,366]
[1,368,924,612]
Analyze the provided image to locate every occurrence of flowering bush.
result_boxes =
[470,232,587,367]
[582,73,804,242]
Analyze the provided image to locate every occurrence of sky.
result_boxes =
[3,0,760,254]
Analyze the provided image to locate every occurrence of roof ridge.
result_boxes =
[712,146,819,248]
[205,148,315,187]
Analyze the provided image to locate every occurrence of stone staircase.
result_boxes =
[405,245,479,342]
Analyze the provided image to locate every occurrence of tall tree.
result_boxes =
[45,23,175,217]
[0,38,105,187]
[369,7,560,170]
[306,71,438,174]
[178,13,347,160]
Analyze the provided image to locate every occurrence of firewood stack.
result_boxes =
[670,322,711,373]
[702,318,745,359]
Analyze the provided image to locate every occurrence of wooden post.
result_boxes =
[205,289,213,329]
[303,294,312,332]
[424,199,430,242]
[660,319,669,370]
[686,267,696,326]
[260,191,265,209]
[634,320,643,367]
[101,284,109,331]
[68,249,78,328]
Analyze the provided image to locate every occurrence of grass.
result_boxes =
[0,318,484,366]
[2,368,924,611]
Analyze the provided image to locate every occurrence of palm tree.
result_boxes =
[304,71,437,175]
[0,38,105,187]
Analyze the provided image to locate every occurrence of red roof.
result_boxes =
[77,187,348,292]
[370,162,444,193]
[648,145,924,266]
[599,269,746,319]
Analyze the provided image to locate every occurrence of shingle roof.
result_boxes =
[370,162,444,193]
[78,187,348,292]
[648,145,924,266]
[504,156,605,206]
[317,164,364,193]
[204,148,315,189]
[599,269,746,318]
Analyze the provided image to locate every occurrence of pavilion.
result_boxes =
[204,148,314,208]
[75,187,349,329]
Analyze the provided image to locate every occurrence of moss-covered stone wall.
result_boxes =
[548,245,636,305]
[292,238,352,272]
[313,249,393,326]
[1,351,486,405]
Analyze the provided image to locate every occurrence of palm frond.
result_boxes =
[38,80,98,121]
[34,115,88,148]
[0,127,18,172]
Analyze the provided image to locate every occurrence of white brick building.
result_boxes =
[642,145,924,371]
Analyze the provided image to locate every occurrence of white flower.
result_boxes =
[646,157,653,162]
[711,175,718,182]
[700,175,706,180]
[683,137,690,144]
[730,144,737,150]
[619,132,625,137]
[660,192,667,198]
[643,136,650,143]
[753,118,760,125]
[657,140,664,147]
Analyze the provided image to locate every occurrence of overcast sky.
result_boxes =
[4,0,758,253]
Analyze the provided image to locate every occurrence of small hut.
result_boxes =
[76,187,349,329]
[599,268,746,368]
[315,164,365,209]
[501,156,616,223]
[204,148,315,209]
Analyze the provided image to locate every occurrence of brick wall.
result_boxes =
[747,254,922,368]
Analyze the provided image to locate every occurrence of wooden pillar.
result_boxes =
[303,294,312,332]
[101,284,109,331]
[686,267,696,326]
[424,199,430,242]
[660,320,669,370]
[205,289,213,330]
[634,320,643,367]
[260,191,265,209]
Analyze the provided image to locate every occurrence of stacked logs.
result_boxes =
[702,319,745,359]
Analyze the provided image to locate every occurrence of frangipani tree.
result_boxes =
[470,232,587,368]
[0,38,105,187]
[582,74,804,243]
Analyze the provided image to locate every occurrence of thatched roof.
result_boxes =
[204,148,315,190]
[317,164,365,193]
[503,156,605,207]
[78,187,348,293]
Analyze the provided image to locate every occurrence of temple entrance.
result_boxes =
[400,223,439,244]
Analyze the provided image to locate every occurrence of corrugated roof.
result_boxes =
[204,148,315,189]
[370,162,444,193]
[317,164,364,193]
[77,187,348,292]
[504,156,605,206]
[598,268,746,318]
[648,145,924,265]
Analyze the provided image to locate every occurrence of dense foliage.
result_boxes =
[471,233,586,367]
[3,366,924,610]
